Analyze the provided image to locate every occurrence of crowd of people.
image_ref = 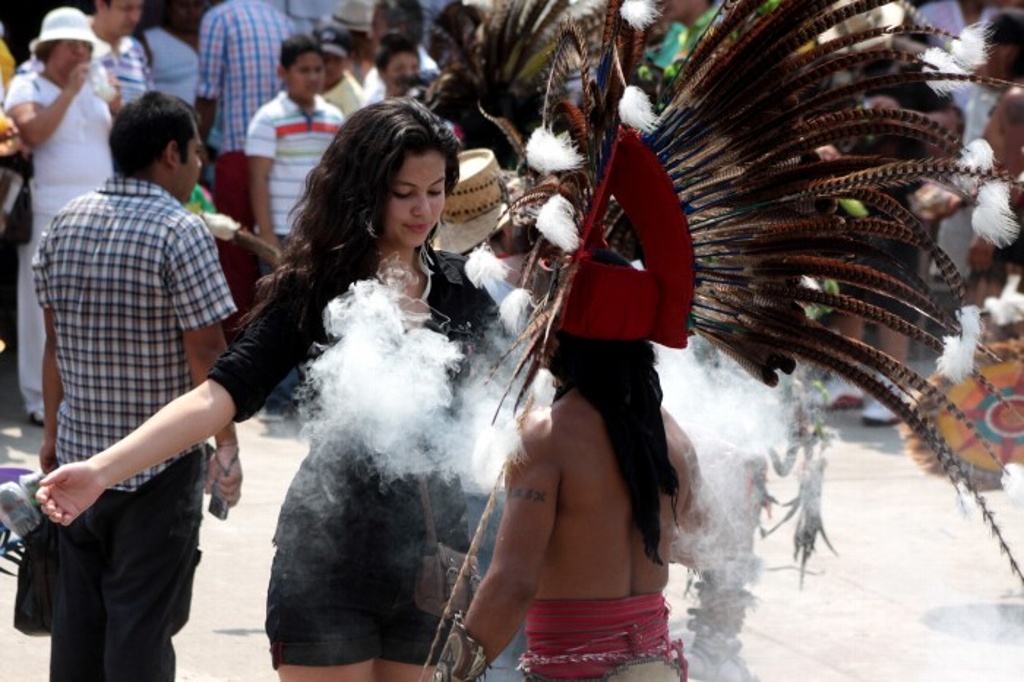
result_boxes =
[1,1,1023,681]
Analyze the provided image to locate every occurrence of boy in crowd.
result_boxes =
[373,32,420,101]
[246,33,344,258]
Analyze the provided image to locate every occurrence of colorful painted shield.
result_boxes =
[937,361,1024,472]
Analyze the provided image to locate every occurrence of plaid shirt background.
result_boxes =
[34,177,236,491]
[197,0,295,153]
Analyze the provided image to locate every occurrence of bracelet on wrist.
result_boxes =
[212,445,239,475]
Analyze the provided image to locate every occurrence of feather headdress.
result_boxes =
[506,0,1023,583]
[424,0,606,163]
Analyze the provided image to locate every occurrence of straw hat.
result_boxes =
[30,7,109,58]
[433,149,507,255]
[333,0,374,33]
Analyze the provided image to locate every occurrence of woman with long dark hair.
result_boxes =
[35,98,496,682]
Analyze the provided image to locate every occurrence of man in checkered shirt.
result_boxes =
[33,92,240,682]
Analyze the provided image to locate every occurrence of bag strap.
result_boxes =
[418,475,438,546]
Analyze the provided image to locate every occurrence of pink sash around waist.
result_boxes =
[522,593,686,680]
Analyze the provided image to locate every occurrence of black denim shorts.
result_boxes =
[266,559,447,668]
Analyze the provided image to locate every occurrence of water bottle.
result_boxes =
[0,472,43,538]
[89,61,117,103]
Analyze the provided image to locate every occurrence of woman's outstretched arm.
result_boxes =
[36,379,237,525]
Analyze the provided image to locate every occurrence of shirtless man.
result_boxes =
[435,330,702,681]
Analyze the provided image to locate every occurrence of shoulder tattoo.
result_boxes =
[509,487,547,502]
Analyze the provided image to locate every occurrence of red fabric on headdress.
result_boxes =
[560,128,694,347]
[561,257,661,341]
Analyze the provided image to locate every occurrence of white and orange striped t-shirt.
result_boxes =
[245,92,344,236]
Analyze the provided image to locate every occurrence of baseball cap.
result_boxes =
[315,18,354,59]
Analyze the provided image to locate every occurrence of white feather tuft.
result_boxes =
[799,276,821,291]
[955,482,978,519]
[936,306,982,383]
[499,287,532,333]
[536,194,580,252]
[465,246,508,289]
[972,181,1019,247]
[960,139,995,171]
[922,47,970,94]
[530,368,557,407]
[619,85,659,132]
[1002,464,1024,507]
[983,274,1024,326]
[928,79,968,96]
[922,47,969,74]
[950,24,990,72]
[958,304,983,339]
[526,127,584,174]
[620,0,659,30]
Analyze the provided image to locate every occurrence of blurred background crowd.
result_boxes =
[3,0,1024,430]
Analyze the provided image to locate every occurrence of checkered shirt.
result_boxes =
[197,0,295,152]
[33,177,236,491]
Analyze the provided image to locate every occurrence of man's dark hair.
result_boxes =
[374,31,418,71]
[991,9,1024,47]
[548,251,679,565]
[992,9,1024,79]
[280,33,323,69]
[109,92,197,176]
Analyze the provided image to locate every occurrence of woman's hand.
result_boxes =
[65,62,90,97]
[35,461,107,526]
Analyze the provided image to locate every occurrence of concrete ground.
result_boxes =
[1,348,1022,681]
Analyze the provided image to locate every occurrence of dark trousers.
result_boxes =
[50,451,204,682]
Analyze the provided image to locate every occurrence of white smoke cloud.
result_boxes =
[658,339,799,572]
[301,279,801,566]
[300,269,519,488]
[658,340,795,457]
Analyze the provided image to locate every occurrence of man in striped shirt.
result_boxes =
[92,0,153,104]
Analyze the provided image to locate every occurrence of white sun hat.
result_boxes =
[30,7,110,59]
